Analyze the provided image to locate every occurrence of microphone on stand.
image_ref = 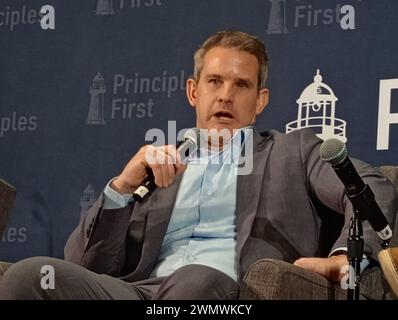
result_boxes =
[133,128,200,202]
[319,138,393,244]
[320,138,395,300]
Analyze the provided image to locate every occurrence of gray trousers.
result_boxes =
[0,257,239,300]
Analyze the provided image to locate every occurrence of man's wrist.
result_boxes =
[110,177,136,194]
[330,249,348,257]
[329,254,348,266]
[330,248,370,273]
[103,178,134,209]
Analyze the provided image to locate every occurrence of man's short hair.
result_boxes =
[193,30,269,89]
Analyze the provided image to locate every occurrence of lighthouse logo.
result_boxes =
[86,73,106,125]
[95,0,115,15]
[285,69,347,142]
[79,184,95,221]
[267,0,288,34]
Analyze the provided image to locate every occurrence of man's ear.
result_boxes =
[255,88,269,115]
[186,77,197,108]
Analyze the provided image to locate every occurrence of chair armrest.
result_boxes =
[240,258,396,300]
[0,262,13,279]
[240,258,344,300]
[0,179,16,237]
[376,166,398,194]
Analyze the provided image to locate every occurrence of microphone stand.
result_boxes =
[345,194,391,301]
[346,207,363,301]
[319,139,393,300]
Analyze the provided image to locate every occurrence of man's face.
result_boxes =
[186,46,269,133]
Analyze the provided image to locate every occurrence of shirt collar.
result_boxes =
[189,125,254,163]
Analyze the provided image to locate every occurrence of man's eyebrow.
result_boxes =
[237,78,254,86]
[205,74,222,79]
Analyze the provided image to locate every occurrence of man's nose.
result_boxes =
[218,84,234,105]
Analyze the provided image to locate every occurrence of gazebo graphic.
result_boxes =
[285,69,347,142]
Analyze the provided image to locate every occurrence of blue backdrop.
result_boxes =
[1,0,398,262]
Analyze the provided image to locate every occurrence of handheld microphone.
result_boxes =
[319,138,393,243]
[133,128,200,202]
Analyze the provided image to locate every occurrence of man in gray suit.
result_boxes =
[0,30,396,300]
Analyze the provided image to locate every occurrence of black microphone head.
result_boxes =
[319,138,347,166]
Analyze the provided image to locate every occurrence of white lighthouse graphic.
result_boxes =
[95,0,115,15]
[285,69,347,142]
[80,184,95,221]
[86,73,106,125]
[267,0,288,34]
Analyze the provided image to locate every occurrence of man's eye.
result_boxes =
[237,82,248,88]
[209,79,221,84]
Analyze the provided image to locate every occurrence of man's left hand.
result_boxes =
[293,255,349,283]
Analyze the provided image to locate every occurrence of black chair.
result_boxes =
[0,179,16,277]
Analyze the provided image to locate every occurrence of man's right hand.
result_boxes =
[110,145,187,194]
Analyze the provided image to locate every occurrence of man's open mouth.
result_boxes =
[214,111,234,120]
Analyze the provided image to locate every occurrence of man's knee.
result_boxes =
[0,256,72,299]
[171,264,231,283]
[156,264,239,299]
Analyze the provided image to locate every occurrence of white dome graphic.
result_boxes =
[286,69,347,142]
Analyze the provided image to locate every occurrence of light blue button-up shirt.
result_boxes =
[103,128,251,281]
[149,132,245,281]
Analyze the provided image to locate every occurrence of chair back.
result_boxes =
[0,179,16,238]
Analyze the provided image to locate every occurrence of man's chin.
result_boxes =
[198,124,239,149]
[205,122,239,133]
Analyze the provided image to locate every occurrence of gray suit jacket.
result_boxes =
[65,129,398,283]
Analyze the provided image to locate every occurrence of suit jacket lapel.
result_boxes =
[236,131,273,268]
[135,174,183,278]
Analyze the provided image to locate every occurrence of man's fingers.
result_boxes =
[148,148,178,187]
[145,145,181,165]
[293,258,315,270]
[175,164,187,175]
[143,145,187,188]
[151,163,163,187]
[165,156,176,186]
[152,163,172,188]
[294,257,327,277]
[114,144,185,193]
[293,256,349,283]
